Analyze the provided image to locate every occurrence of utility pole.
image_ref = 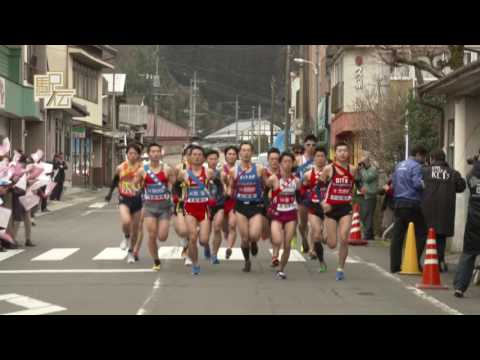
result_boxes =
[251,106,256,144]
[258,104,262,153]
[153,45,160,143]
[192,71,197,137]
[235,95,239,142]
[315,45,320,137]
[270,76,275,146]
[285,45,291,149]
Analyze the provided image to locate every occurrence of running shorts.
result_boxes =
[271,210,298,225]
[143,201,172,220]
[119,194,143,214]
[324,204,353,222]
[307,202,325,220]
[235,201,265,220]
[184,202,209,223]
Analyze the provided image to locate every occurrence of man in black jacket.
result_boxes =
[453,160,480,298]
[50,153,68,201]
[421,149,466,272]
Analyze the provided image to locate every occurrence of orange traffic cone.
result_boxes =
[416,228,448,290]
[348,203,368,246]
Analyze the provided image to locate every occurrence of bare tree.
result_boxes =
[354,81,408,172]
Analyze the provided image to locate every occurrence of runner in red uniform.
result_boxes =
[178,145,215,275]
[320,142,357,281]
[222,146,238,259]
[303,146,329,272]
[265,152,301,280]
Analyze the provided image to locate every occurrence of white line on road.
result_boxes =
[31,248,80,261]
[0,269,157,274]
[89,202,108,209]
[93,247,128,261]
[0,293,66,315]
[268,249,306,262]
[137,278,162,316]
[0,250,24,262]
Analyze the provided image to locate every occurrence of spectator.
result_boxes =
[50,152,68,201]
[356,153,379,241]
[390,145,428,273]
[421,149,466,272]
[453,160,480,298]
[380,172,395,238]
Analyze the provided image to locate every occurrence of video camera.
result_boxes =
[467,149,480,165]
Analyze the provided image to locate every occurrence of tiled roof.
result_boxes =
[146,114,189,138]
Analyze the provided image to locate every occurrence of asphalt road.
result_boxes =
[0,189,478,315]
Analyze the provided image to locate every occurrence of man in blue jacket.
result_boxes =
[391,145,428,273]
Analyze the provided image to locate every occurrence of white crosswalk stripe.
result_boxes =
[88,202,108,209]
[92,247,128,261]
[0,250,24,262]
[269,249,306,262]
[31,248,80,261]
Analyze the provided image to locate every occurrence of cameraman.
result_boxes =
[453,158,480,298]
[356,154,379,241]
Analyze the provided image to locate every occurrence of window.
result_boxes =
[333,57,343,86]
[73,61,98,102]
[391,65,411,79]
[447,119,454,166]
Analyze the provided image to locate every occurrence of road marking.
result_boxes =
[31,248,80,261]
[89,202,108,209]
[268,249,306,262]
[0,269,157,274]
[0,293,66,315]
[137,278,162,316]
[93,247,128,261]
[217,247,244,261]
[0,249,24,262]
[158,246,183,259]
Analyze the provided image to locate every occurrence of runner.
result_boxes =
[135,143,175,272]
[206,149,224,264]
[303,146,329,272]
[266,152,301,279]
[227,141,265,272]
[173,145,193,266]
[105,143,143,264]
[222,146,238,259]
[263,147,282,267]
[320,141,357,281]
[177,145,215,275]
[296,135,317,258]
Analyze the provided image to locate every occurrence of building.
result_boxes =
[118,103,148,156]
[0,45,45,151]
[419,58,480,252]
[203,119,281,151]
[46,45,117,187]
[144,114,190,155]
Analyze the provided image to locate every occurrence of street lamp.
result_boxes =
[294,57,320,137]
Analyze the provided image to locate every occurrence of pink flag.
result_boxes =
[19,192,40,211]
[45,181,57,196]
[0,138,10,157]
[26,164,45,180]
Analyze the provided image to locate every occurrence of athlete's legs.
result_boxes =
[129,210,142,252]
[174,212,188,238]
[212,210,224,256]
[248,214,264,244]
[262,216,270,240]
[134,210,144,255]
[157,218,170,242]
[270,220,284,254]
[119,205,133,237]
[227,211,237,249]
[338,214,352,269]
[145,217,160,262]
[280,221,296,273]
[186,215,200,266]
[308,214,325,263]
[198,218,211,248]
[325,217,338,250]
[298,205,309,252]
[236,212,250,263]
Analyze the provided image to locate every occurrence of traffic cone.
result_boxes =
[399,222,422,275]
[416,228,448,289]
[348,203,368,246]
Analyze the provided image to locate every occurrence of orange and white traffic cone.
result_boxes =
[348,203,368,246]
[416,228,448,290]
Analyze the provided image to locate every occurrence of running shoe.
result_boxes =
[127,252,135,264]
[185,257,193,266]
[192,265,201,275]
[120,235,129,251]
[309,252,318,260]
[152,263,161,272]
[211,255,220,265]
[318,262,327,273]
[271,257,280,267]
[251,242,258,256]
[275,271,287,280]
[335,270,345,281]
[226,248,232,260]
[242,260,251,273]
[204,246,211,260]
[454,290,464,298]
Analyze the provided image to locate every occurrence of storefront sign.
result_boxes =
[0,77,5,109]
[34,72,75,109]
[72,126,86,139]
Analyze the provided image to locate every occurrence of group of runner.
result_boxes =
[106,135,358,281]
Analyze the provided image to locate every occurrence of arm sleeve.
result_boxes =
[454,171,467,193]
[107,174,120,197]
[412,164,424,191]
